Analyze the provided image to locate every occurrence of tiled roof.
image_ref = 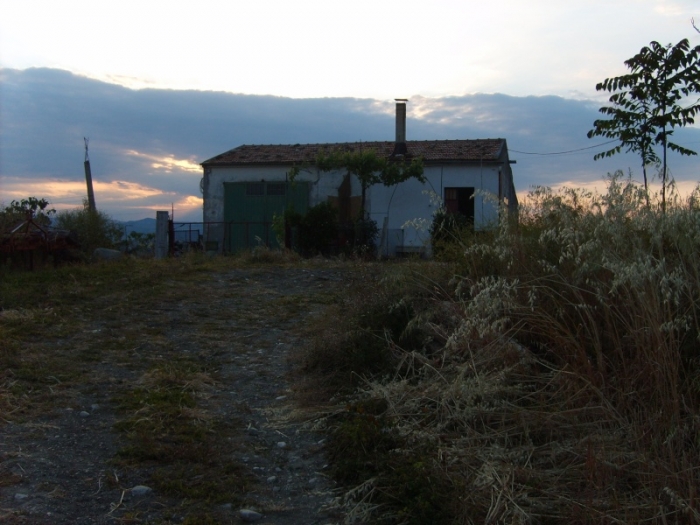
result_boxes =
[201,139,506,166]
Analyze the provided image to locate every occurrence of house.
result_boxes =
[200,100,517,256]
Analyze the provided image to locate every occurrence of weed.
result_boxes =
[0,254,269,521]
[305,175,700,524]
[299,262,445,395]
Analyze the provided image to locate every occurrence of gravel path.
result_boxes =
[0,264,348,524]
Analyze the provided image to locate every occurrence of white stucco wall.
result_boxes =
[202,161,508,256]
[368,164,501,255]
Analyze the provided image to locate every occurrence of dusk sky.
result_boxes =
[1,0,699,221]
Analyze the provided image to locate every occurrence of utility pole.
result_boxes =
[84,137,97,212]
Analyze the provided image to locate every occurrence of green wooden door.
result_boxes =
[223,181,309,252]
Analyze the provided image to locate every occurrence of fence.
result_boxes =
[168,221,277,255]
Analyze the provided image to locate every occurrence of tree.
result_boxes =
[588,38,700,211]
[0,198,55,231]
[315,148,425,217]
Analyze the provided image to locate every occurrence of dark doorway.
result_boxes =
[444,187,475,223]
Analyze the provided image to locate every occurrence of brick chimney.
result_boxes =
[393,98,408,156]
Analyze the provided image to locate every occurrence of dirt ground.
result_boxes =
[0,261,353,524]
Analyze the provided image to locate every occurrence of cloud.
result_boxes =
[124,150,202,173]
[1,67,698,221]
[0,176,176,211]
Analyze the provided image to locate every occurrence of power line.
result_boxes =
[509,140,618,156]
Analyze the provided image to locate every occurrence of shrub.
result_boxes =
[299,201,339,256]
[54,204,122,256]
[273,202,339,256]
[300,262,443,395]
[338,216,379,258]
[309,172,700,523]
[429,206,471,258]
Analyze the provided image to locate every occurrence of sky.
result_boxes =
[1,0,699,221]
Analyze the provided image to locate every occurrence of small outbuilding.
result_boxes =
[200,100,517,256]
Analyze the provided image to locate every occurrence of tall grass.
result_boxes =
[312,173,700,524]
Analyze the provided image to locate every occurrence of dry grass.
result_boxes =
[301,176,700,524]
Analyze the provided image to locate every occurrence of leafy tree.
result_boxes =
[315,148,425,217]
[0,198,55,231]
[588,38,700,211]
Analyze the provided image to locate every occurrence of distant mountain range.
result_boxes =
[117,218,156,235]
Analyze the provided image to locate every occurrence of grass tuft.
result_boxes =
[301,174,700,524]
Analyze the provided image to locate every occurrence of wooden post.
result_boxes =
[84,138,96,212]
[155,211,169,259]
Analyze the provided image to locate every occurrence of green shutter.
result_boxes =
[224,181,309,252]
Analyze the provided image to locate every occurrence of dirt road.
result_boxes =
[0,261,350,524]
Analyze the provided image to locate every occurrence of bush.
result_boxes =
[306,172,700,523]
[273,203,339,256]
[299,201,339,256]
[54,205,122,256]
[300,263,441,394]
[429,206,471,258]
[338,216,379,258]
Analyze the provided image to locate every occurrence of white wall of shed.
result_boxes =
[368,164,501,255]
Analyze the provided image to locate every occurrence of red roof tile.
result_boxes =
[201,139,506,166]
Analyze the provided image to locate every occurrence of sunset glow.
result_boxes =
[124,150,202,174]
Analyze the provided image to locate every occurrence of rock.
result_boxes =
[93,248,123,262]
[79,411,90,417]
[267,476,277,483]
[239,508,263,522]
[14,493,28,501]
[276,441,287,449]
[130,485,152,497]
[91,404,100,411]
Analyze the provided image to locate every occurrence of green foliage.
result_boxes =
[429,206,472,258]
[299,201,339,256]
[54,203,122,255]
[329,400,397,484]
[273,202,378,258]
[273,203,339,256]
[340,216,379,257]
[125,231,155,254]
[302,268,431,392]
[316,148,425,216]
[0,197,55,231]
[328,401,454,524]
[588,37,700,208]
